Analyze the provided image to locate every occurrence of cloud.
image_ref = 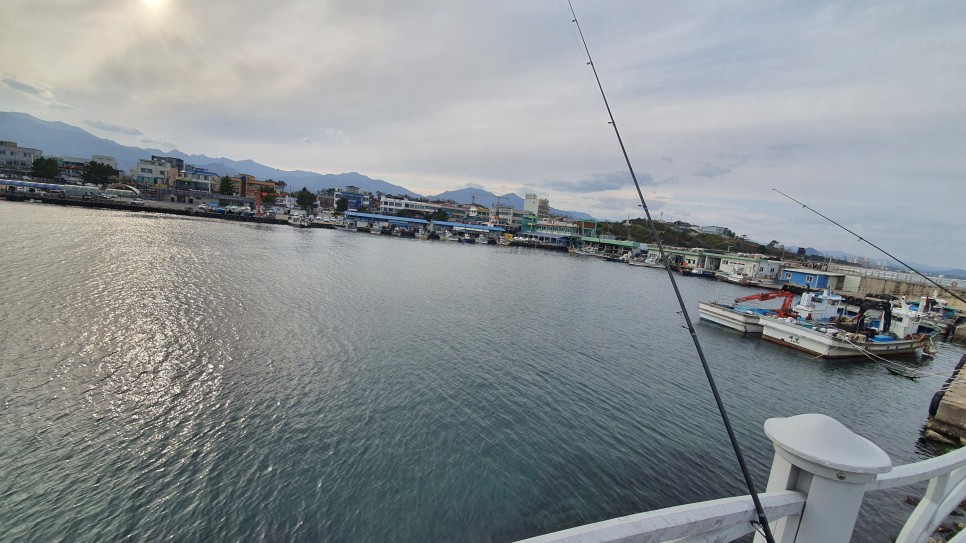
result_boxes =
[2,77,48,96]
[321,127,350,144]
[84,119,143,136]
[298,137,314,144]
[140,136,177,149]
[2,76,71,109]
[693,162,731,178]
[542,171,648,193]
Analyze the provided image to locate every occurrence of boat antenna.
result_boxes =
[772,189,966,306]
[566,3,776,541]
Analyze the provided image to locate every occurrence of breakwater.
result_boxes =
[0,193,334,228]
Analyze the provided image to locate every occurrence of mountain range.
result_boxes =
[0,111,593,219]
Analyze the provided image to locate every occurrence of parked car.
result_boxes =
[132,198,145,206]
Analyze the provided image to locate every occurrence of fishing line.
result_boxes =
[566,3,776,541]
[772,189,966,306]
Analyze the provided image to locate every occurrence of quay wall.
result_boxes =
[926,354,966,445]
[0,193,335,228]
[849,277,966,311]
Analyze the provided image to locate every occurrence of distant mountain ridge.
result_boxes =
[428,187,593,220]
[0,111,419,197]
[1,111,593,219]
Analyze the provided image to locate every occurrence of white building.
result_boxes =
[0,141,42,176]
[700,225,727,235]
[133,158,175,187]
[91,155,117,170]
[524,193,550,219]
[379,196,437,215]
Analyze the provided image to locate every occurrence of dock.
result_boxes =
[926,354,966,445]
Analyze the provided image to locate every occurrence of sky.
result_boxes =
[2,0,965,268]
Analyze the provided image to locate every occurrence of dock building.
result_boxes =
[0,141,42,177]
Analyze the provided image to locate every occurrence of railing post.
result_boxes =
[753,414,892,543]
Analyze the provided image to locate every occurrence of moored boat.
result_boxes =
[287,214,312,228]
[698,291,796,333]
[697,301,769,333]
[759,316,926,359]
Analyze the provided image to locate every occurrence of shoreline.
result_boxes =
[0,193,334,228]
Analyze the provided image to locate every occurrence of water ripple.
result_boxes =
[1,202,961,542]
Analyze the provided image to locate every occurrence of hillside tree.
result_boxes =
[218,176,234,195]
[295,187,317,211]
[82,161,116,185]
[31,157,60,180]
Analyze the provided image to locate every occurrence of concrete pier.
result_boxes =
[926,354,966,445]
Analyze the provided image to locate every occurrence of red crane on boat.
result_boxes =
[734,291,796,318]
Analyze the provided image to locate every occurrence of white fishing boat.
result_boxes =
[287,214,312,228]
[759,290,931,358]
[759,315,926,359]
[627,252,663,268]
[698,291,796,333]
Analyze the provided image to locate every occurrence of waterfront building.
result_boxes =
[716,253,783,280]
[91,155,117,171]
[335,186,371,210]
[432,201,466,221]
[221,174,276,199]
[51,154,121,184]
[524,193,550,219]
[152,155,185,173]
[276,195,296,209]
[0,141,42,176]
[379,196,436,215]
[521,216,580,236]
[133,158,176,187]
[317,188,336,210]
[465,204,489,222]
[779,268,847,290]
[574,220,598,237]
[579,236,641,255]
[175,165,219,192]
[54,156,89,183]
[493,205,529,229]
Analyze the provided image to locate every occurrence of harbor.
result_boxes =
[2,201,965,542]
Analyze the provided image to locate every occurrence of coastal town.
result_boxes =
[4,138,965,324]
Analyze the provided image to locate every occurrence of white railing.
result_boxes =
[518,413,966,543]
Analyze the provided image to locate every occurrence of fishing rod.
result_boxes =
[566,3,776,542]
[773,189,966,306]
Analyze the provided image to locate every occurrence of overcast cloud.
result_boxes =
[1,0,964,267]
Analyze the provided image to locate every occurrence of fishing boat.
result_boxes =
[604,252,630,262]
[698,291,796,333]
[627,252,664,268]
[758,316,927,359]
[715,268,756,286]
[287,214,312,228]
[758,293,929,358]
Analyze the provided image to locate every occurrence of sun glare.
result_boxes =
[142,0,163,8]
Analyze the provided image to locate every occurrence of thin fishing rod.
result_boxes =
[566,3,775,541]
[773,189,966,306]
